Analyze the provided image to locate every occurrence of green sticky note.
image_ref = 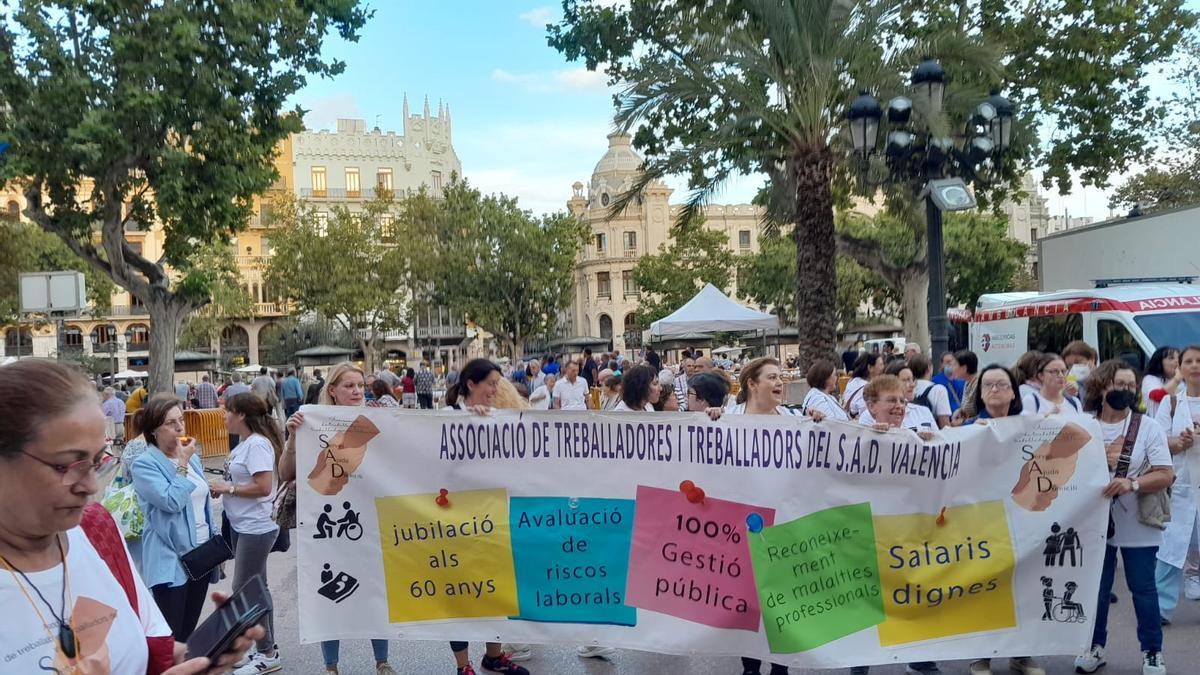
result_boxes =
[748,502,884,653]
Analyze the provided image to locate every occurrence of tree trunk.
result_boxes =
[789,147,838,367]
[900,267,931,355]
[512,336,524,363]
[359,336,376,374]
[146,297,192,395]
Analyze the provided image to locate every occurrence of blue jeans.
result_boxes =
[320,639,389,666]
[1092,545,1161,652]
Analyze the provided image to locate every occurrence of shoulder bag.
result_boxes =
[1112,413,1171,532]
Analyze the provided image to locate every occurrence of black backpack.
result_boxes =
[912,383,939,417]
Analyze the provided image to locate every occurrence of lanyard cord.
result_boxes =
[0,534,78,661]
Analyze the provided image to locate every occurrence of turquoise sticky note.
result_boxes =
[510,497,637,626]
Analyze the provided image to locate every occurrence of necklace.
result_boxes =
[0,534,78,661]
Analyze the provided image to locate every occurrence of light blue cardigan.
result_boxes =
[130,446,217,589]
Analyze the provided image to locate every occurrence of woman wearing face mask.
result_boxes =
[285,363,397,675]
[801,360,850,422]
[1150,345,1199,626]
[1062,340,1098,398]
[932,351,965,413]
[842,352,884,419]
[1143,346,1180,419]
[1021,354,1081,416]
[1074,361,1174,675]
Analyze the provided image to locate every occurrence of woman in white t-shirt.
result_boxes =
[0,360,260,675]
[614,364,661,411]
[858,362,936,433]
[1021,354,1082,416]
[842,352,885,418]
[529,374,556,410]
[209,392,285,673]
[1074,361,1174,675]
[801,360,849,422]
[1142,346,1179,419]
[1150,345,1199,626]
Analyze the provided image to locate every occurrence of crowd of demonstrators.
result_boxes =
[0,359,261,675]
[1075,360,1174,675]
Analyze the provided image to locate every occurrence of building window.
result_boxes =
[4,200,17,220]
[377,168,393,193]
[261,237,271,256]
[345,167,361,198]
[1030,227,1038,243]
[739,230,752,248]
[379,214,394,239]
[623,270,637,297]
[315,211,329,236]
[597,272,611,299]
[63,326,83,348]
[127,324,149,345]
[623,231,637,253]
[311,167,327,197]
[431,171,443,193]
[595,233,607,254]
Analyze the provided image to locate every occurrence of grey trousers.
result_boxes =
[230,526,279,651]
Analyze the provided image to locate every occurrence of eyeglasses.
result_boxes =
[1041,369,1067,377]
[983,381,1013,391]
[21,451,108,485]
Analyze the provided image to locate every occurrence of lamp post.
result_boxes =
[90,323,119,381]
[847,59,1014,358]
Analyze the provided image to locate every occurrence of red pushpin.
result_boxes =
[687,487,705,504]
[435,488,450,507]
[679,480,695,494]
[935,506,947,527]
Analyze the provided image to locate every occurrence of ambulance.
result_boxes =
[968,282,1200,368]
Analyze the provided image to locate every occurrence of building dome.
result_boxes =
[590,132,643,208]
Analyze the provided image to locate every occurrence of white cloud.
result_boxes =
[519,7,554,26]
[491,66,610,94]
[299,93,361,132]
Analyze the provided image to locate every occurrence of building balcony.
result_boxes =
[237,255,270,268]
[254,302,288,317]
[107,304,150,317]
[125,342,150,353]
[298,187,393,200]
[415,326,467,340]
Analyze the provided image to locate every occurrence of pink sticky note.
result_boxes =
[626,484,776,631]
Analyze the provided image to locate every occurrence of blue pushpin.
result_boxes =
[746,512,764,534]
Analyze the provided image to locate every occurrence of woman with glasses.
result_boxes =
[1021,354,1081,416]
[0,359,260,675]
[1075,361,1173,675]
[130,393,217,641]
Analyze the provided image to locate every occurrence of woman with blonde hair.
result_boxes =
[284,362,396,675]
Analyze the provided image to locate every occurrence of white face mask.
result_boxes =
[1069,364,1091,380]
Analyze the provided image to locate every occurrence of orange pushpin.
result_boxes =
[679,480,695,494]
[687,487,705,504]
[935,506,947,527]
[435,488,450,507]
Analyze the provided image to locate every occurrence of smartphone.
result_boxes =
[185,574,270,661]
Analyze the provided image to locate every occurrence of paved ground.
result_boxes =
[199,538,1200,675]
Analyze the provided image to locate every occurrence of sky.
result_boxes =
[290,1,1190,222]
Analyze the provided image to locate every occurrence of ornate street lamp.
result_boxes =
[847,59,1015,358]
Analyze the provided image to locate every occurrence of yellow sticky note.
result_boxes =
[375,488,519,622]
[873,501,1016,645]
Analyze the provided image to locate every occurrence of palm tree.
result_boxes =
[604,0,958,365]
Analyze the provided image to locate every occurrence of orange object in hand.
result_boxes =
[178,436,192,444]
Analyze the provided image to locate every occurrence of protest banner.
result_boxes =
[296,407,1109,667]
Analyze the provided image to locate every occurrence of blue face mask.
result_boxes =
[943,365,954,377]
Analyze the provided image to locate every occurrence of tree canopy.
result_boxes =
[405,180,589,359]
[0,0,368,391]
[632,221,736,326]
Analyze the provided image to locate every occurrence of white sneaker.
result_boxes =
[968,659,991,674]
[233,651,281,675]
[1074,645,1106,673]
[1141,650,1165,675]
[503,643,533,662]
[1184,575,1200,601]
[576,644,616,659]
[1009,657,1045,675]
[233,645,258,669]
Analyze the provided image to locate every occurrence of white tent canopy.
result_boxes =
[113,369,148,379]
[235,364,275,374]
[650,283,779,337]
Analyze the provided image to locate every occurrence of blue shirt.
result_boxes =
[130,448,216,588]
[101,397,125,422]
[282,375,304,401]
[932,372,966,412]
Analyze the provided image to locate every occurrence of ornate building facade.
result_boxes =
[565,133,768,353]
